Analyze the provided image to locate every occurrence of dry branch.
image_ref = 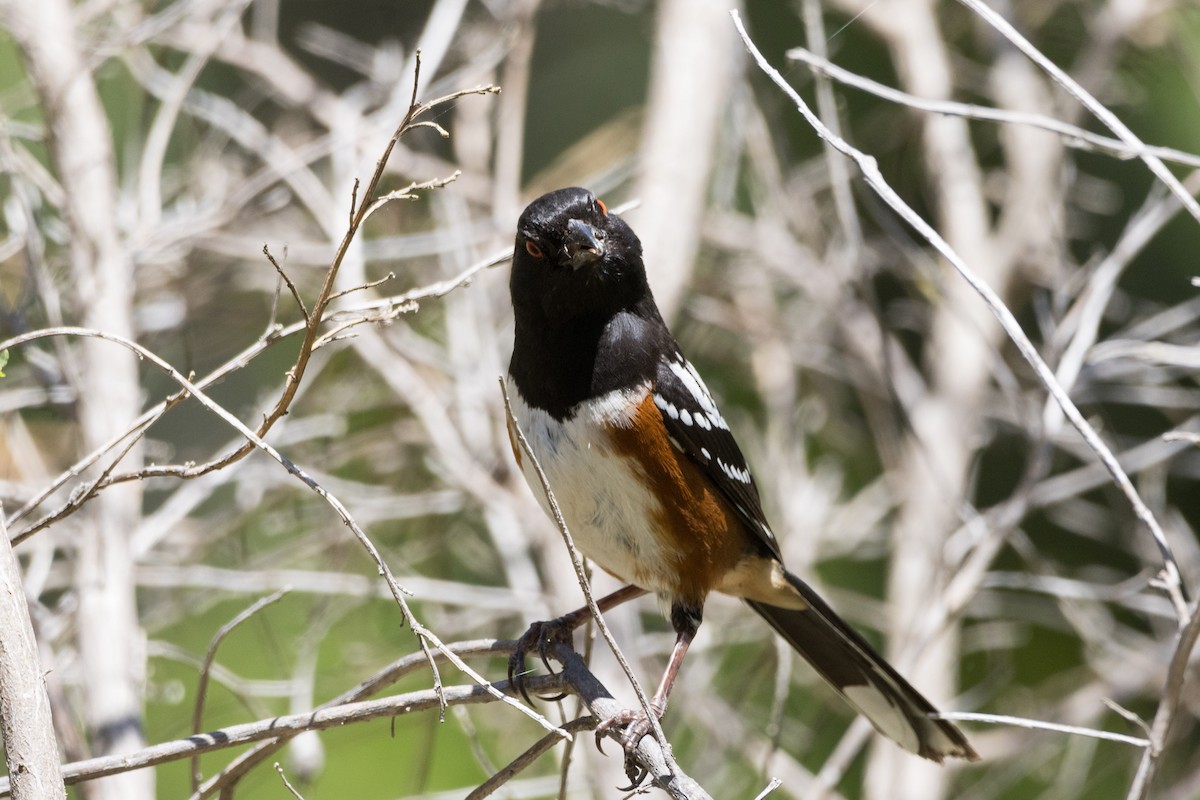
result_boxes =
[0,638,713,800]
[785,47,1200,169]
[0,671,564,798]
[0,510,65,800]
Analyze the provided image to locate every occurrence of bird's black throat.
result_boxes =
[509,296,671,421]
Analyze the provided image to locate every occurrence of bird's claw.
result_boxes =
[594,708,658,789]
[507,616,577,705]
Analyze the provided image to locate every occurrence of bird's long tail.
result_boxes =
[746,569,979,763]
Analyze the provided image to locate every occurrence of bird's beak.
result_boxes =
[564,218,605,269]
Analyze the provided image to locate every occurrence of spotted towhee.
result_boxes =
[505,187,978,763]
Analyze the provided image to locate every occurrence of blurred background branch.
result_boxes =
[1,1,1199,799]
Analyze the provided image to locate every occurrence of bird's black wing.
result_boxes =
[652,351,782,560]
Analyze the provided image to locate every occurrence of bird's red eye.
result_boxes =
[596,198,607,216]
[525,240,544,259]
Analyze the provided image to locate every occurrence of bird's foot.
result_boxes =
[507,616,578,705]
[594,705,664,788]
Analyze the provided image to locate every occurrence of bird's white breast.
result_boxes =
[506,378,674,594]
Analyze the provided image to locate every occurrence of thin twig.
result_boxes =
[785,46,1200,169]
[953,0,1200,229]
[360,171,463,226]
[937,712,1149,747]
[273,763,306,800]
[325,272,395,303]
[191,589,289,792]
[466,717,596,800]
[262,245,309,324]
[753,778,784,800]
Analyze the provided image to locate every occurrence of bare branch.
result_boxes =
[954,0,1200,228]
[785,46,1200,169]
[0,509,65,799]
[0,672,567,798]
[0,636,713,800]
[1126,600,1200,800]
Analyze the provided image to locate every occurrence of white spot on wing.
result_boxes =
[717,457,751,485]
[680,408,693,426]
[668,354,729,430]
[653,392,679,421]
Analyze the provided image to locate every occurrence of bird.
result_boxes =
[504,186,978,767]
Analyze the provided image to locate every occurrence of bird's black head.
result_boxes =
[510,187,649,327]
[509,187,670,416]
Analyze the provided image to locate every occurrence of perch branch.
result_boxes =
[0,673,565,798]
[0,637,713,800]
[500,385,667,744]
